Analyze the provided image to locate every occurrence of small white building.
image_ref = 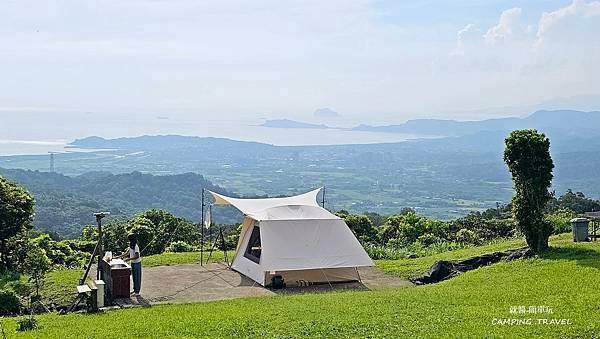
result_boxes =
[208,188,373,287]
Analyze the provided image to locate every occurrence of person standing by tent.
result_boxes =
[116,233,143,296]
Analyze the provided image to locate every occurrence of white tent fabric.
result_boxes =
[210,188,321,215]
[207,188,373,286]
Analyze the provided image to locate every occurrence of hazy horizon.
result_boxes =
[1,0,600,151]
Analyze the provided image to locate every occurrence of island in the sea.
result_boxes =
[260,119,331,129]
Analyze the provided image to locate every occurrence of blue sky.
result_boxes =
[0,0,598,127]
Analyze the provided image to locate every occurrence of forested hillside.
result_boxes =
[0,169,236,238]
[1,111,600,221]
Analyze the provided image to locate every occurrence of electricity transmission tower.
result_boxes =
[49,152,58,172]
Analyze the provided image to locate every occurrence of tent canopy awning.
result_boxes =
[207,188,324,219]
[247,205,339,221]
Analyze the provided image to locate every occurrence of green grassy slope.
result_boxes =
[3,235,599,338]
[376,236,529,279]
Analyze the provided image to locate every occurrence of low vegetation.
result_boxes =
[340,189,596,260]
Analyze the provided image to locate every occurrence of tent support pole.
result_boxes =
[320,268,333,290]
[200,188,205,266]
[355,267,362,283]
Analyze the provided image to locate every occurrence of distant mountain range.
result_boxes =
[353,110,600,136]
[261,110,600,137]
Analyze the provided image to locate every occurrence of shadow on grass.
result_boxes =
[540,245,600,270]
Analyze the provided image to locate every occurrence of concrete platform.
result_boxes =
[125,263,412,305]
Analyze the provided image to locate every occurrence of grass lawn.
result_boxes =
[376,234,578,279]
[142,250,235,267]
[2,234,599,338]
[376,236,530,279]
[42,269,84,306]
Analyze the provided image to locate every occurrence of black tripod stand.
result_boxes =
[205,227,230,267]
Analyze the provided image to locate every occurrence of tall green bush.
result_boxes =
[22,245,51,299]
[504,129,554,253]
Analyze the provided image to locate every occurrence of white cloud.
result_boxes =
[535,0,600,48]
[0,0,599,126]
[441,0,600,114]
[484,7,523,46]
[451,24,478,56]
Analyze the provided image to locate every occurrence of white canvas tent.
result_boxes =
[207,188,373,286]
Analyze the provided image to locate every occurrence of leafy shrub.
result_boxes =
[450,213,515,242]
[0,271,20,288]
[100,210,200,256]
[0,289,21,315]
[223,225,241,250]
[22,244,51,298]
[415,233,443,247]
[455,229,481,245]
[5,280,32,298]
[363,243,411,260]
[420,241,462,255]
[545,208,576,234]
[401,240,463,258]
[66,239,96,254]
[28,234,89,268]
[337,213,377,243]
[17,316,38,332]
[166,241,197,253]
[378,212,429,246]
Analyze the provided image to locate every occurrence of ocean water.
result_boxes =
[0,112,420,155]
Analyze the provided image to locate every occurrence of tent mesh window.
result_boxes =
[244,226,262,264]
